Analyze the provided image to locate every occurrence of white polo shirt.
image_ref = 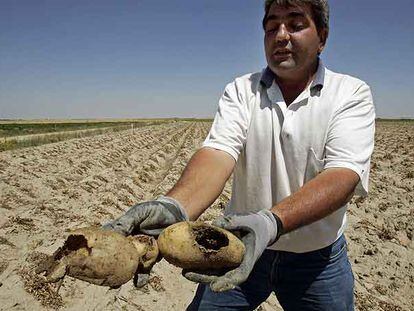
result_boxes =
[202,60,376,253]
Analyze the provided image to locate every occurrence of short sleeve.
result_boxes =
[202,81,249,161]
[324,82,376,196]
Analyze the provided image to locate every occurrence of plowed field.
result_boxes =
[0,120,413,310]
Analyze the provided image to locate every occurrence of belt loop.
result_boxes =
[270,251,281,286]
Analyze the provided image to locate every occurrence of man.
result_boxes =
[104,0,375,310]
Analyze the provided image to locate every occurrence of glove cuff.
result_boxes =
[258,210,279,245]
[268,212,284,242]
[156,195,189,221]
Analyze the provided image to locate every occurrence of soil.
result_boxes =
[0,120,413,310]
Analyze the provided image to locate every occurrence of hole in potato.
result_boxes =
[54,235,91,260]
[192,226,229,251]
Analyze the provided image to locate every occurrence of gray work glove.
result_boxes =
[183,210,280,292]
[102,195,188,236]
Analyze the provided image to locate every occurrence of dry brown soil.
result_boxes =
[0,120,413,310]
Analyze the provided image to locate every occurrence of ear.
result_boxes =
[318,28,329,54]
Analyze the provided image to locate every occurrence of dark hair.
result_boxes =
[263,0,329,34]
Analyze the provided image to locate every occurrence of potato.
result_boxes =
[158,222,245,270]
[128,234,159,271]
[39,227,158,287]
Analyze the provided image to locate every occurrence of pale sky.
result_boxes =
[1,0,413,119]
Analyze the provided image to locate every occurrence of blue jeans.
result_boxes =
[187,235,354,310]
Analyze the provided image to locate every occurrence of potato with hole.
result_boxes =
[36,227,158,287]
[158,221,245,270]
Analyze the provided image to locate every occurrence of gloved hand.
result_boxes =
[102,195,189,236]
[183,210,281,292]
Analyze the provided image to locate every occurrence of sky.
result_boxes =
[0,0,413,119]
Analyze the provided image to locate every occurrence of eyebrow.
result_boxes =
[264,11,306,25]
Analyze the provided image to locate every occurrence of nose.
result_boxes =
[275,23,290,43]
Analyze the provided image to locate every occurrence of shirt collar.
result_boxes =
[260,58,325,91]
[310,59,325,91]
[260,66,275,89]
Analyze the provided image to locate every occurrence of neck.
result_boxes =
[275,59,319,105]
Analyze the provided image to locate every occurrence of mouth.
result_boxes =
[273,49,292,57]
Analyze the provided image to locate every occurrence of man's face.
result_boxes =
[264,3,326,79]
